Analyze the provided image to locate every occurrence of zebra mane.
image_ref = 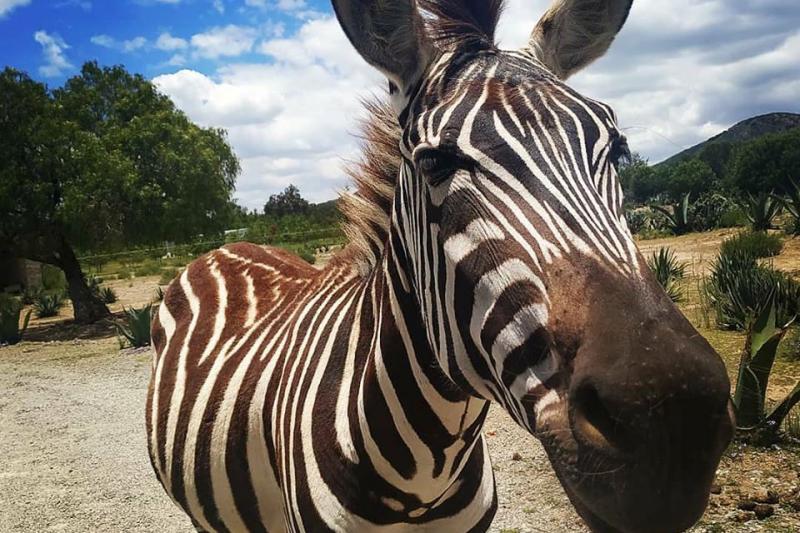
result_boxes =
[338,98,401,274]
[336,1,506,275]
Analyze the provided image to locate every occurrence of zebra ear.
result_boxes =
[332,0,433,98]
[527,0,633,80]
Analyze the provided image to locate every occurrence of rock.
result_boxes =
[733,511,754,523]
[749,487,779,504]
[710,483,722,495]
[753,503,774,520]
[737,500,756,511]
[511,452,522,461]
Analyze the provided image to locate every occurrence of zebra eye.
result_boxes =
[609,134,631,168]
[415,148,469,186]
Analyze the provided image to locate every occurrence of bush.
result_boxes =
[624,208,654,234]
[41,264,66,292]
[704,250,800,330]
[718,205,748,228]
[646,247,687,302]
[690,193,735,231]
[778,179,800,236]
[21,286,43,305]
[114,305,153,348]
[99,286,118,304]
[153,286,165,302]
[34,293,65,318]
[132,259,163,278]
[719,232,783,259]
[158,268,179,286]
[0,295,32,345]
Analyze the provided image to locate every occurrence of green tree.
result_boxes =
[619,152,657,204]
[0,64,239,323]
[264,185,310,217]
[727,128,800,195]
[664,159,716,200]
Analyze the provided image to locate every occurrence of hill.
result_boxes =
[658,112,800,167]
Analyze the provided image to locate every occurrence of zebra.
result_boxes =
[147,0,735,532]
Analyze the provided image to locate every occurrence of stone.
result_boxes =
[753,503,774,520]
[710,483,722,495]
[733,511,754,523]
[750,487,779,504]
[511,452,522,461]
[737,500,756,511]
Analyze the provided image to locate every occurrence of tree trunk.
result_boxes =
[55,236,110,324]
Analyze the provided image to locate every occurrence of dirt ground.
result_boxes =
[2,232,800,532]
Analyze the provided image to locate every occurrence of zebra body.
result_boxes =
[148,244,495,531]
[148,2,734,532]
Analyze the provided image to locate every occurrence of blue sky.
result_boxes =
[2,1,800,209]
[0,0,323,83]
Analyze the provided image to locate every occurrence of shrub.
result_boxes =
[690,192,734,232]
[99,287,118,304]
[704,250,800,330]
[158,268,179,286]
[624,208,653,234]
[295,244,316,265]
[132,259,163,278]
[34,293,65,318]
[719,232,783,259]
[743,191,781,232]
[778,179,800,235]
[21,286,43,305]
[154,286,165,302]
[646,247,687,302]
[652,193,693,235]
[0,295,32,345]
[115,305,153,348]
[718,205,748,228]
[41,264,66,292]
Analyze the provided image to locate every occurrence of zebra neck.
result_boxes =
[349,247,491,508]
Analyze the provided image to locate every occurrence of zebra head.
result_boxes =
[334,1,734,531]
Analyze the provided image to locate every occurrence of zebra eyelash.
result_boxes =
[608,134,631,168]
[414,147,474,186]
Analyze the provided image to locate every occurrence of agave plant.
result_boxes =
[704,249,800,331]
[34,293,64,318]
[114,305,153,348]
[99,286,118,304]
[733,294,800,443]
[646,247,687,302]
[777,179,800,235]
[652,193,693,235]
[153,286,165,303]
[743,191,781,232]
[0,295,32,345]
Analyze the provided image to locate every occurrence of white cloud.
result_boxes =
[34,31,74,77]
[156,32,188,51]
[0,0,30,17]
[190,25,257,59]
[154,15,380,207]
[122,36,147,52]
[90,34,115,48]
[91,34,148,53]
[155,0,800,209]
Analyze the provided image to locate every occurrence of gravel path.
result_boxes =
[0,338,581,533]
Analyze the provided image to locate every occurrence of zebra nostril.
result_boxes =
[570,383,634,456]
